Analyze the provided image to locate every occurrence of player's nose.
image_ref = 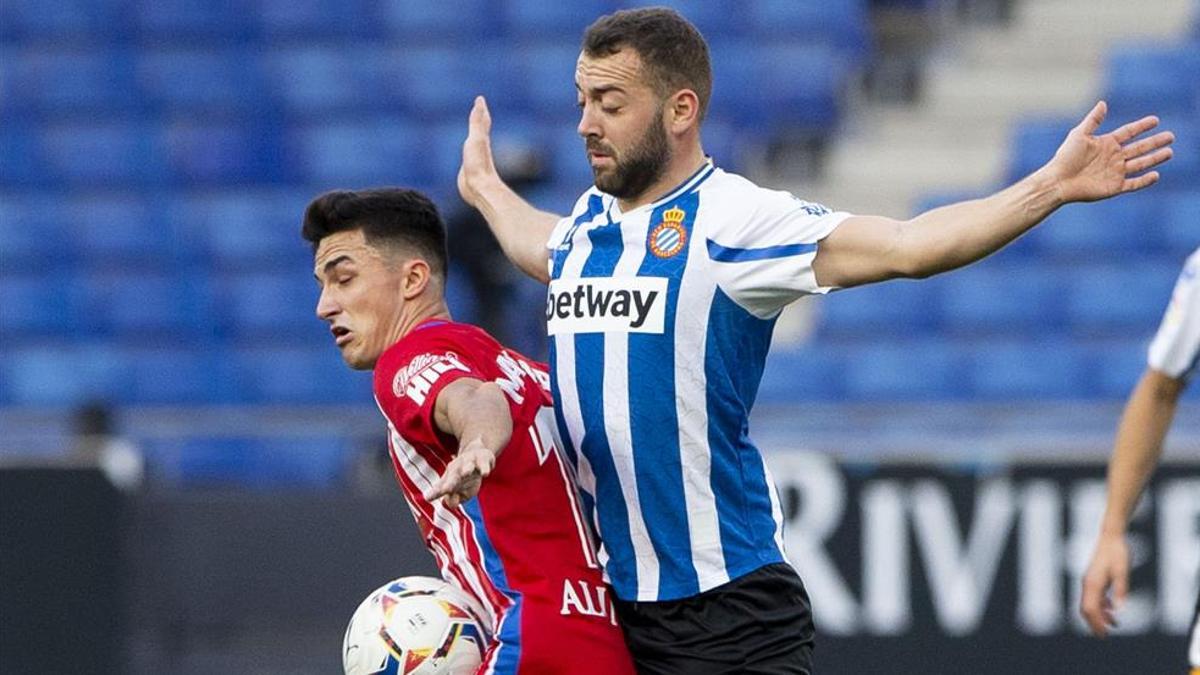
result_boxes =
[315,287,339,320]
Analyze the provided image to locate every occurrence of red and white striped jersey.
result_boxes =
[372,319,604,636]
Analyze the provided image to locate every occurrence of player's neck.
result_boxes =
[616,144,707,213]
[393,301,451,342]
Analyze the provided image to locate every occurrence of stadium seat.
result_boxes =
[229,345,374,404]
[398,46,517,118]
[257,0,381,39]
[1008,117,1072,182]
[963,340,1089,399]
[130,0,257,40]
[515,42,584,119]
[818,278,939,337]
[1161,191,1200,254]
[136,49,270,114]
[1104,44,1200,117]
[0,194,71,270]
[0,0,124,41]
[759,344,848,402]
[1025,192,1163,257]
[502,0,616,38]
[151,436,350,489]
[708,41,846,132]
[1086,338,1156,399]
[618,0,742,39]
[3,49,139,116]
[0,345,124,406]
[842,341,966,399]
[548,124,602,193]
[211,271,322,339]
[0,274,78,338]
[113,346,231,404]
[381,0,494,40]
[1063,263,1179,334]
[63,193,176,264]
[161,121,284,184]
[287,119,429,188]
[171,190,314,269]
[76,270,214,340]
[37,122,166,186]
[744,0,870,61]
[262,47,404,114]
[939,265,1067,336]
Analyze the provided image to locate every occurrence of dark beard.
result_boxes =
[591,112,671,200]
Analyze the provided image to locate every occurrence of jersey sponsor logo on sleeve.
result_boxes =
[648,206,688,258]
[493,350,551,405]
[394,352,470,405]
[793,198,832,216]
[545,277,668,335]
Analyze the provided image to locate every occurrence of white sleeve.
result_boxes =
[1148,250,1200,381]
[706,186,850,318]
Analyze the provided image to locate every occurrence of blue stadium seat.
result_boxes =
[1161,191,1200,254]
[112,346,231,404]
[63,194,176,263]
[212,271,321,338]
[0,274,78,338]
[963,341,1088,399]
[617,0,742,39]
[258,0,381,39]
[548,124,601,192]
[130,0,257,40]
[0,0,124,41]
[516,42,584,119]
[3,49,138,116]
[745,0,870,61]
[1064,263,1179,334]
[398,46,517,118]
[288,119,428,187]
[759,344,848,402]
[709,42,845,131]
[940,265,1067,335]
[1153,119,1199,192]
[819,279,939,337]
[150,436,349,489]
[381,0,494,40]
[137,49,270,113]
[0,195,71,269]
[1025,192,1163,257]
[171,190,313,268]
[843,341,965,399]
[0,345,124,405]
[502,0,615,38]
[263,47,403,114]
[1105,44,1200,117]
[77,270,213,339]
[0,122,37,186]
[161,121,284,184]
[37,122,166,186]
[1008,117,1072,182]
[1086,338,1155,399]
[230,345,373,403]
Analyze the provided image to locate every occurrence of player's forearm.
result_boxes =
[444,381,514,457]
[1099,370,1182,536]
[895,168,1064,278]
[471,175,559,283]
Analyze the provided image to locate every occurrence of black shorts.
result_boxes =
[612,562,815,675]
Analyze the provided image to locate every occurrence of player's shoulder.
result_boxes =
[701,167,833,218]
[373,321,493,398]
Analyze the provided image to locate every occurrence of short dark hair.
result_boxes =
[302,188,448,278]
[583,7,712,120]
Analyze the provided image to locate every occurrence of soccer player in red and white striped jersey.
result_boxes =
[304,188,634,675]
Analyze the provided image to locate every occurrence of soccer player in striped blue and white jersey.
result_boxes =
[458,8,1175,673]
[1081,247,1199,673]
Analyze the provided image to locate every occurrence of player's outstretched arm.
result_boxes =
[424,378,514,508]
[813,101,1175,289]
[1081,368,1185,637]
[458,96,562,284]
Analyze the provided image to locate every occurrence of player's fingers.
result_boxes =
[1125,146,1173,174]
[1110,114,1159,144]
[1123,130,1174,158]
[1076,100,1108,135]
[1122,171,1160,193]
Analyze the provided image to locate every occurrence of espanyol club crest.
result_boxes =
[648,205,687,258]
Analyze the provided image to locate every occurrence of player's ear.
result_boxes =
[667,89,700,134]
[400,259,432,300]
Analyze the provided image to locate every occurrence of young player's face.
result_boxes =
[575,49,672,200]
[313,229,407,370]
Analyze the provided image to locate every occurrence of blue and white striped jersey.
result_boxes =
[545,160,850,602]
[1149,247,1200,382]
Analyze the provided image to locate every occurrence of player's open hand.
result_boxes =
[1080,532,1130,637]
[424,440,497,509]
[457,96,500,210]
[1045,101,1174,203]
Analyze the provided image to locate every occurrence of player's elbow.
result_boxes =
[1144,368,1186,403]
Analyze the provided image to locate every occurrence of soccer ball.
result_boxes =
[342,576,490,675]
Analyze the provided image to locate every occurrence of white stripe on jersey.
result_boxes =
[387,424,503,629]
[534,406,600,570]
[603,222,662,598]
[673,228,729,589]
[1149,247,1200,380]
[763,461,787,554]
